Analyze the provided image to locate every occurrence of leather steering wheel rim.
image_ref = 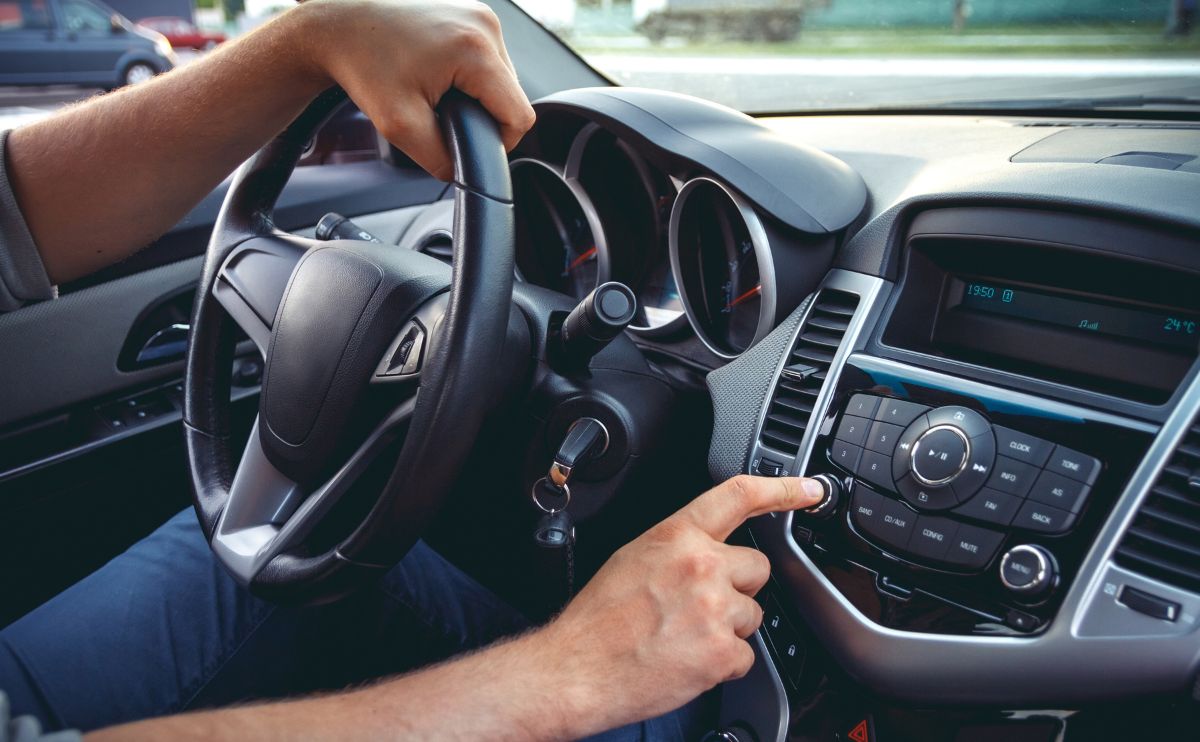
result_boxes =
[183,89,515,603]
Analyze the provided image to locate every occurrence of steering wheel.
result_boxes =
[183,89,515,603]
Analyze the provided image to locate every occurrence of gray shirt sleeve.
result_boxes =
[0,129,55,312]
[0,693,81,742]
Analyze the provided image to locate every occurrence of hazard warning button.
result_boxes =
[845,717,871,742]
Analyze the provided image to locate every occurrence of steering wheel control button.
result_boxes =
[910,426,970,486]
[891,414,932,482]
[985,456,1039,496]
[943,523,1005,571]
[895,473,958,510]
[992,426,1054,467]
[856,450,894,492]
[830,440,863,473]
[908,515,958,562]
[1117,585,1180,622]
[925,406,991,439]
[1000,544,1056,596]
[875,398,931,428]
[835,415,871,447]
[375,320,426,379]
[1027,470,1090,513]
[865,420,904,455]
[1013,499,1075,534]
[846,393,881,419]
[1044,445,1101,485]
[952,488,1021,526]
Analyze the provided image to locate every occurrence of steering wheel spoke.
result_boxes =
[212,235,310,356]
[213,398,416,584]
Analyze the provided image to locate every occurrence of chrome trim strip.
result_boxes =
[668,176,778,361]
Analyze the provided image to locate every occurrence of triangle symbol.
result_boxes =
[848,719,869,742]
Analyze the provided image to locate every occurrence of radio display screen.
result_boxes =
[958,280,1200,352]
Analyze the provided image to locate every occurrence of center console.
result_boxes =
[728,207,1200,717]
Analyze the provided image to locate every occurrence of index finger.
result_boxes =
[678,475,824,541]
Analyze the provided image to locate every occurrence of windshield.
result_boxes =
[516,0,1200,115]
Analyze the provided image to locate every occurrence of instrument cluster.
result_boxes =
[510,123,786,357]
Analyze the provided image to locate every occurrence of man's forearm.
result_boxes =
[6,8,330,284]
[86,626,599,742]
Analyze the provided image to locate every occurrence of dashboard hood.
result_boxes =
[534,87,868,236]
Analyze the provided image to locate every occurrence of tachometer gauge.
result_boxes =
[670,177,776,358]
[569,125,686,334]
[511,158,607,300]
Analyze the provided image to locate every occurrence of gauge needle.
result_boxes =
[568,246,597,272]
[728,284,762,309]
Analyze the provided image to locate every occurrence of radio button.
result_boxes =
[835,414,871,447]
[908,515,958,562]
[856,450,894,492]
[1013,500,1075,534]
[870,497,918,555]
[896,473,958,510]
[992,426,1054,467]
[1045,445,1101,485]
[866,420,904,455]
[952,430,996,500]
[846,394,881,419]
[1027,470,1090,513]
[850,487,885,537]
[943,523,1005,571]
[876,399,930,428]
[953,487,1021,526]
[925,406,991,439]
[985,455,1039,497]
[892,414,932,482]
[911,426,969,485]
[830,440,863,473]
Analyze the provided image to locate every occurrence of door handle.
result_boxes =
[135,323,189,364]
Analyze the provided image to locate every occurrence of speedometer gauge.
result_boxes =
[511,158,607,300]
[670,177,776,358]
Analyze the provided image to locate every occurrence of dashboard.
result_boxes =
[398,86,1200,740]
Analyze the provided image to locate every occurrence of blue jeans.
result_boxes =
[0,509,711,739]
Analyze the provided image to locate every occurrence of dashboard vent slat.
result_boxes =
[1114,414,1200,593]
[756,288,860,457]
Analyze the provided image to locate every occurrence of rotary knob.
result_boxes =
[1000,544,1057,597]
[800,474,841,518]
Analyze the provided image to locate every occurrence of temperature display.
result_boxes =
[959,280,1199,352]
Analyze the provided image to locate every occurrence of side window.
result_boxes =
[0,0,54,31]
[61,0,112,32]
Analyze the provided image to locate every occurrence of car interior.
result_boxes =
[2,1,1200,740]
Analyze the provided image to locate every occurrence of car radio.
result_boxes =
[780,354,1154,635]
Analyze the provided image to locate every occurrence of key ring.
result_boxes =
[531,477,571,514]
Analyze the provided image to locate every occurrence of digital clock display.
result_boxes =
[959,280,1199,352]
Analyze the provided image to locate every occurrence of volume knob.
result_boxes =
[800,474,841,518]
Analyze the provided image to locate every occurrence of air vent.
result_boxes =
[758,289,860,454]
[1113,412,1200,592]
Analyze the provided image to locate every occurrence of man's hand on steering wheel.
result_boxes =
[296,0,536,180]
